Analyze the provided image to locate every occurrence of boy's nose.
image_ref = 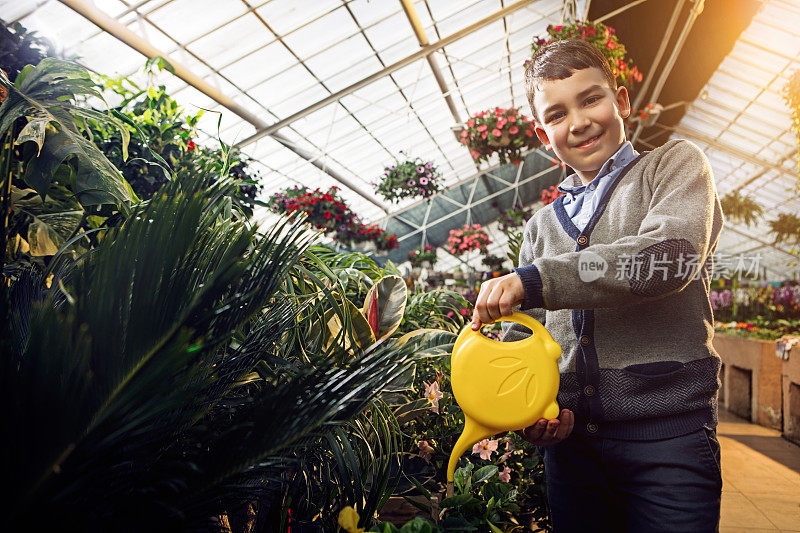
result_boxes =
[569,115,591,133]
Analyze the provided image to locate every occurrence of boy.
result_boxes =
[471,39,724,532]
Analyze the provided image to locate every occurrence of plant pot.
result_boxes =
[488,132,511,147]
[421,260,432,269]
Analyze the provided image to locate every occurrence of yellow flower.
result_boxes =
[337,506,364,533]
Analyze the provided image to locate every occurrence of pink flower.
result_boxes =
[424,381,444,414]
[498,465,511,483]
[492,128,502,137]
[477,124,488,132]
[418,440,434,461]
[481,132,487,139]
[500,451,512,462]
[419,177,429,185]
[508,126,519,134]
[472,438,499,460]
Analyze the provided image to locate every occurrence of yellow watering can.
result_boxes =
[446,312,561,491]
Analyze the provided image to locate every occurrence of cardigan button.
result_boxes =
[577,235,588,246]
[584,385,596,396]
[579,335,591,346]
[587,422,599,433]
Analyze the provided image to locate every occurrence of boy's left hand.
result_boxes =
[471,273,526,330]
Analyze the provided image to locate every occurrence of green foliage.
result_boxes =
[719,190,763,227]
[0,21,55,82]
[375,153,444,203]
[1,170,424,530]
[91,64,262,207]
[768,212,800,245]
[782,69,800,188]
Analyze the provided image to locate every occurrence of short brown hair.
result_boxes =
[524,39,616,123]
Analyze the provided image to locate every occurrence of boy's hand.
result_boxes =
[471,273,526,330]
[517,410,574,446]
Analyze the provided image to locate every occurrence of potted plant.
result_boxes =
[719,190,763,227]
[447,223,491,257]
[408,245,437,268]
[527,20,643,89]
[375,152,444,202]
[458,107,538,165]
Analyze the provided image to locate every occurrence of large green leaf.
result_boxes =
[327,295,376,352]
[0,59,135,206]
[25,210,83,256]
[362,275,407,340]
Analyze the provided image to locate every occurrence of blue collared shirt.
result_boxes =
[557,142,639,231]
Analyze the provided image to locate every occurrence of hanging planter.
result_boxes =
[527,21,643,90]
[541,185,565,206]
[375,152,444,203]
[782,69,800,183]
[719,190,763,227]
[408,245,437,267]
[447,223,491,256]
[768,213,800,245]
[268,185,399,251]
[458,107,538,166]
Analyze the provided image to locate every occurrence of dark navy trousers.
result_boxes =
[541,427,722,533]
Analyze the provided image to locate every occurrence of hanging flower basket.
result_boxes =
[526,21,643,90]
[768,213,800,245]
[345,223,399,252]
[375,152,444,202]
[541,185,565,206]
[447,223,491,256]
[268,185,399,251]
[408,245,437,267]
[267,185,356,235]
[458,107,538,166]
[719,190,763,227]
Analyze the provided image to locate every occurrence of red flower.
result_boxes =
[323,211,332,219]
[186,139,196,152]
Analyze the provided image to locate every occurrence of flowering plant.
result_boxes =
[268,185,399,250]
[541,184,565,205]
[375,153,443,202]
[267,185,355,233]
[408,244,437,267]
[458,106,538,165]
[527,21,643,89]
[447,223,491,256]
[498,205,533,232]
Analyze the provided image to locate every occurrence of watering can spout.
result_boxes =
[446,416,492,483]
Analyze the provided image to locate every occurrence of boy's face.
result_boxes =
[532,67,631,185]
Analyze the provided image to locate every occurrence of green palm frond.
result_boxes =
[2,172,418,530]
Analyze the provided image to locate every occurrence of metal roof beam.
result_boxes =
[234,0,538,148]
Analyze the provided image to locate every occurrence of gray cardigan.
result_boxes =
[502,139,725,440]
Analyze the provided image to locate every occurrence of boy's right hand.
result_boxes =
[517,409,574,446]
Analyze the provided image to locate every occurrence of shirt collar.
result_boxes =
[556,141,638,193]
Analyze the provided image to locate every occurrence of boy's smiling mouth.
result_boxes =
[574,132,603,149]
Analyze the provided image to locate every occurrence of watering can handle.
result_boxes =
[496,311,552,343]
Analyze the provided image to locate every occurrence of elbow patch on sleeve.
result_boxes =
[628,238,697,297]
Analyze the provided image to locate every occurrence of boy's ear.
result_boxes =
[534,122,552,150]
[616,85,631,119]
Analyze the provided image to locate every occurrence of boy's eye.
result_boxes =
[585,96,601,105]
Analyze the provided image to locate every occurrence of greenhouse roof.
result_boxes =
[4,0,800,279]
